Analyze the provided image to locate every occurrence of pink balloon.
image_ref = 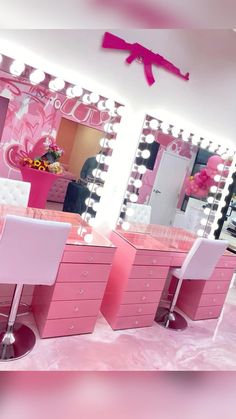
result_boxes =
[207,155,223,170]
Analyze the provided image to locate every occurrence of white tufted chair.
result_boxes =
[125,203,152,224]
[0,178,31,208]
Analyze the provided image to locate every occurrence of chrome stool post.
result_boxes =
[155,276,188,331]
[0,284,36,361]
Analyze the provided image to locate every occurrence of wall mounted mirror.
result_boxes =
[117,113,235,240]
[0,53,124,239]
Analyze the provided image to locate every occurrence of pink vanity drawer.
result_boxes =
[193,305,223,320]
[52,282,107,301]
[47,300,101,319]
[118,303,157,317]
[126,278,165,292]
[171,254,186,266]
[203,281,230,294]
[113,314,154,330]
[198,293,226,307]
[209,269,234,281]
[41,316,96,338]
[216,258,236,269]
[129,265,168,279]
[134,251,172,266]
[122,290,162,304]
[62,249,114,264]
[57,263,111,283]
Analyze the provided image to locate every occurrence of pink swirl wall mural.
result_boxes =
[0,70,111,179]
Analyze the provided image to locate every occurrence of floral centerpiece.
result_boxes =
[20,137,64,175]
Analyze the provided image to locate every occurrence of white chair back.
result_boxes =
[0,177,31,207]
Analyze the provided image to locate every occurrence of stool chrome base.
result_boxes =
[0,323,36,361]
[155,307,188,331]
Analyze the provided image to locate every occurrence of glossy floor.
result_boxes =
[1,287,236,371]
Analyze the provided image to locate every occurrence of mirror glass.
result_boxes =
[118,114,232,238]
[0,53,123,231]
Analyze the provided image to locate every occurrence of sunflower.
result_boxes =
[38,166,46,171]
[33,160,41,167]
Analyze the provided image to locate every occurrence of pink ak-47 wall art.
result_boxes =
[102,32,190,86]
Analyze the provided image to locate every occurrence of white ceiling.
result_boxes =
[0,29,236,146]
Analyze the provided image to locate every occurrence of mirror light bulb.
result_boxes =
[117,106,125,116]
[214,174,221,182]
[207,196,215,204]
[85,198,94,206]
[82,93,91,104]
[137,165,147,174]
[210,186,218,193]
[84,234,93,243]
[97,100,106,111]
[96,154,105,163]
[126,208,134,216]
[122,221,130,231]
[204,207,211,215]
[144,134,155,144]
[141,149,151,159]
[49,78,65,91]
[149,119,159,130]
[134,179,142,188]
[89,92,100,103]
[197,229,204,237]
[88,217,97,227]
[94,186,103,196]
[112,123,120,133]
[200,218,208,226]
[200,139,209,149]
[81,212,91,222]
[10,60,25,76]
[130,193,138,203]
[108,139,116,149]
[100,138,109,148]
[72,85,83,97]
[104,123,113,133]
[105,99,115,110]
[217,163,224,172]
[30,69,45,84]
[92,202,100,211]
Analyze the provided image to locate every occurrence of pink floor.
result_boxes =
[1,287,236,371]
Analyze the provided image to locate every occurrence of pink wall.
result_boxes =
[0,70,111,179]
[138,132,198,205]
[0,95,9,141]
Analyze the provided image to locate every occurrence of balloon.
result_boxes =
[207,155,223,170]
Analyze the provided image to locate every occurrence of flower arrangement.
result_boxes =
[20,137,64,174]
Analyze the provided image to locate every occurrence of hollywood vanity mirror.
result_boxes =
[0,53,124,241]
[117,113,236,242]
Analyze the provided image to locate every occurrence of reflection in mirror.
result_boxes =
[0,53,124,241]
[118,114,235,239]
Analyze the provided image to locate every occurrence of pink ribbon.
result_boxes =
[102,32,189,86]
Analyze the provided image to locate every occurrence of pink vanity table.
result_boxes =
[101,224,236,330]
[0,205,116,338]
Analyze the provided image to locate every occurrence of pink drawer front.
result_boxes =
[57,263,111,283]
[216,258,236,269]
[171,254,186,267]
[209,269,234,281]
[193,305,223,320]
[203,280,230,294]
[198,293,226,307]
[122,290,162,304]
[41,316,96,338]
[118,303,157,317]
[113,314,154,330]
[126,278,165,292]
[62,249,114,264]
[47,300,101,319]
[52,282,107,301]
[129,265,168,279]
[134,251,172,266]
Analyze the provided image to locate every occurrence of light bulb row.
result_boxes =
[144,117,235,159]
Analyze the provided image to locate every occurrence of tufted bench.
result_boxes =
[47,171,76,203]
[0,177,31,207]
[125,203,152,224]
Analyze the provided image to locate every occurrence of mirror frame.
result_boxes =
[118,112,236,238]
[0,53,125,241]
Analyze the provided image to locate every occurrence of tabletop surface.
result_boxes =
[115,223,235,256]
[0,205,114,248]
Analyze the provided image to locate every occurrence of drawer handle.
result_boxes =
[74,306,79,312]
[146,283,150,288]
[224,263,228,267]
[79,289,84,294]
[152,259,157,264]
[69,325,75,330]
[209,311,213,315]
[217,285,221,290]
[220,272,224,277]
[134,320,139,325]
[148,271,153,276]
[82,271,89,277]
[213,298,216,303]
[88,256,94,262]
[141,296,146,301]
[138,308,143,313]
